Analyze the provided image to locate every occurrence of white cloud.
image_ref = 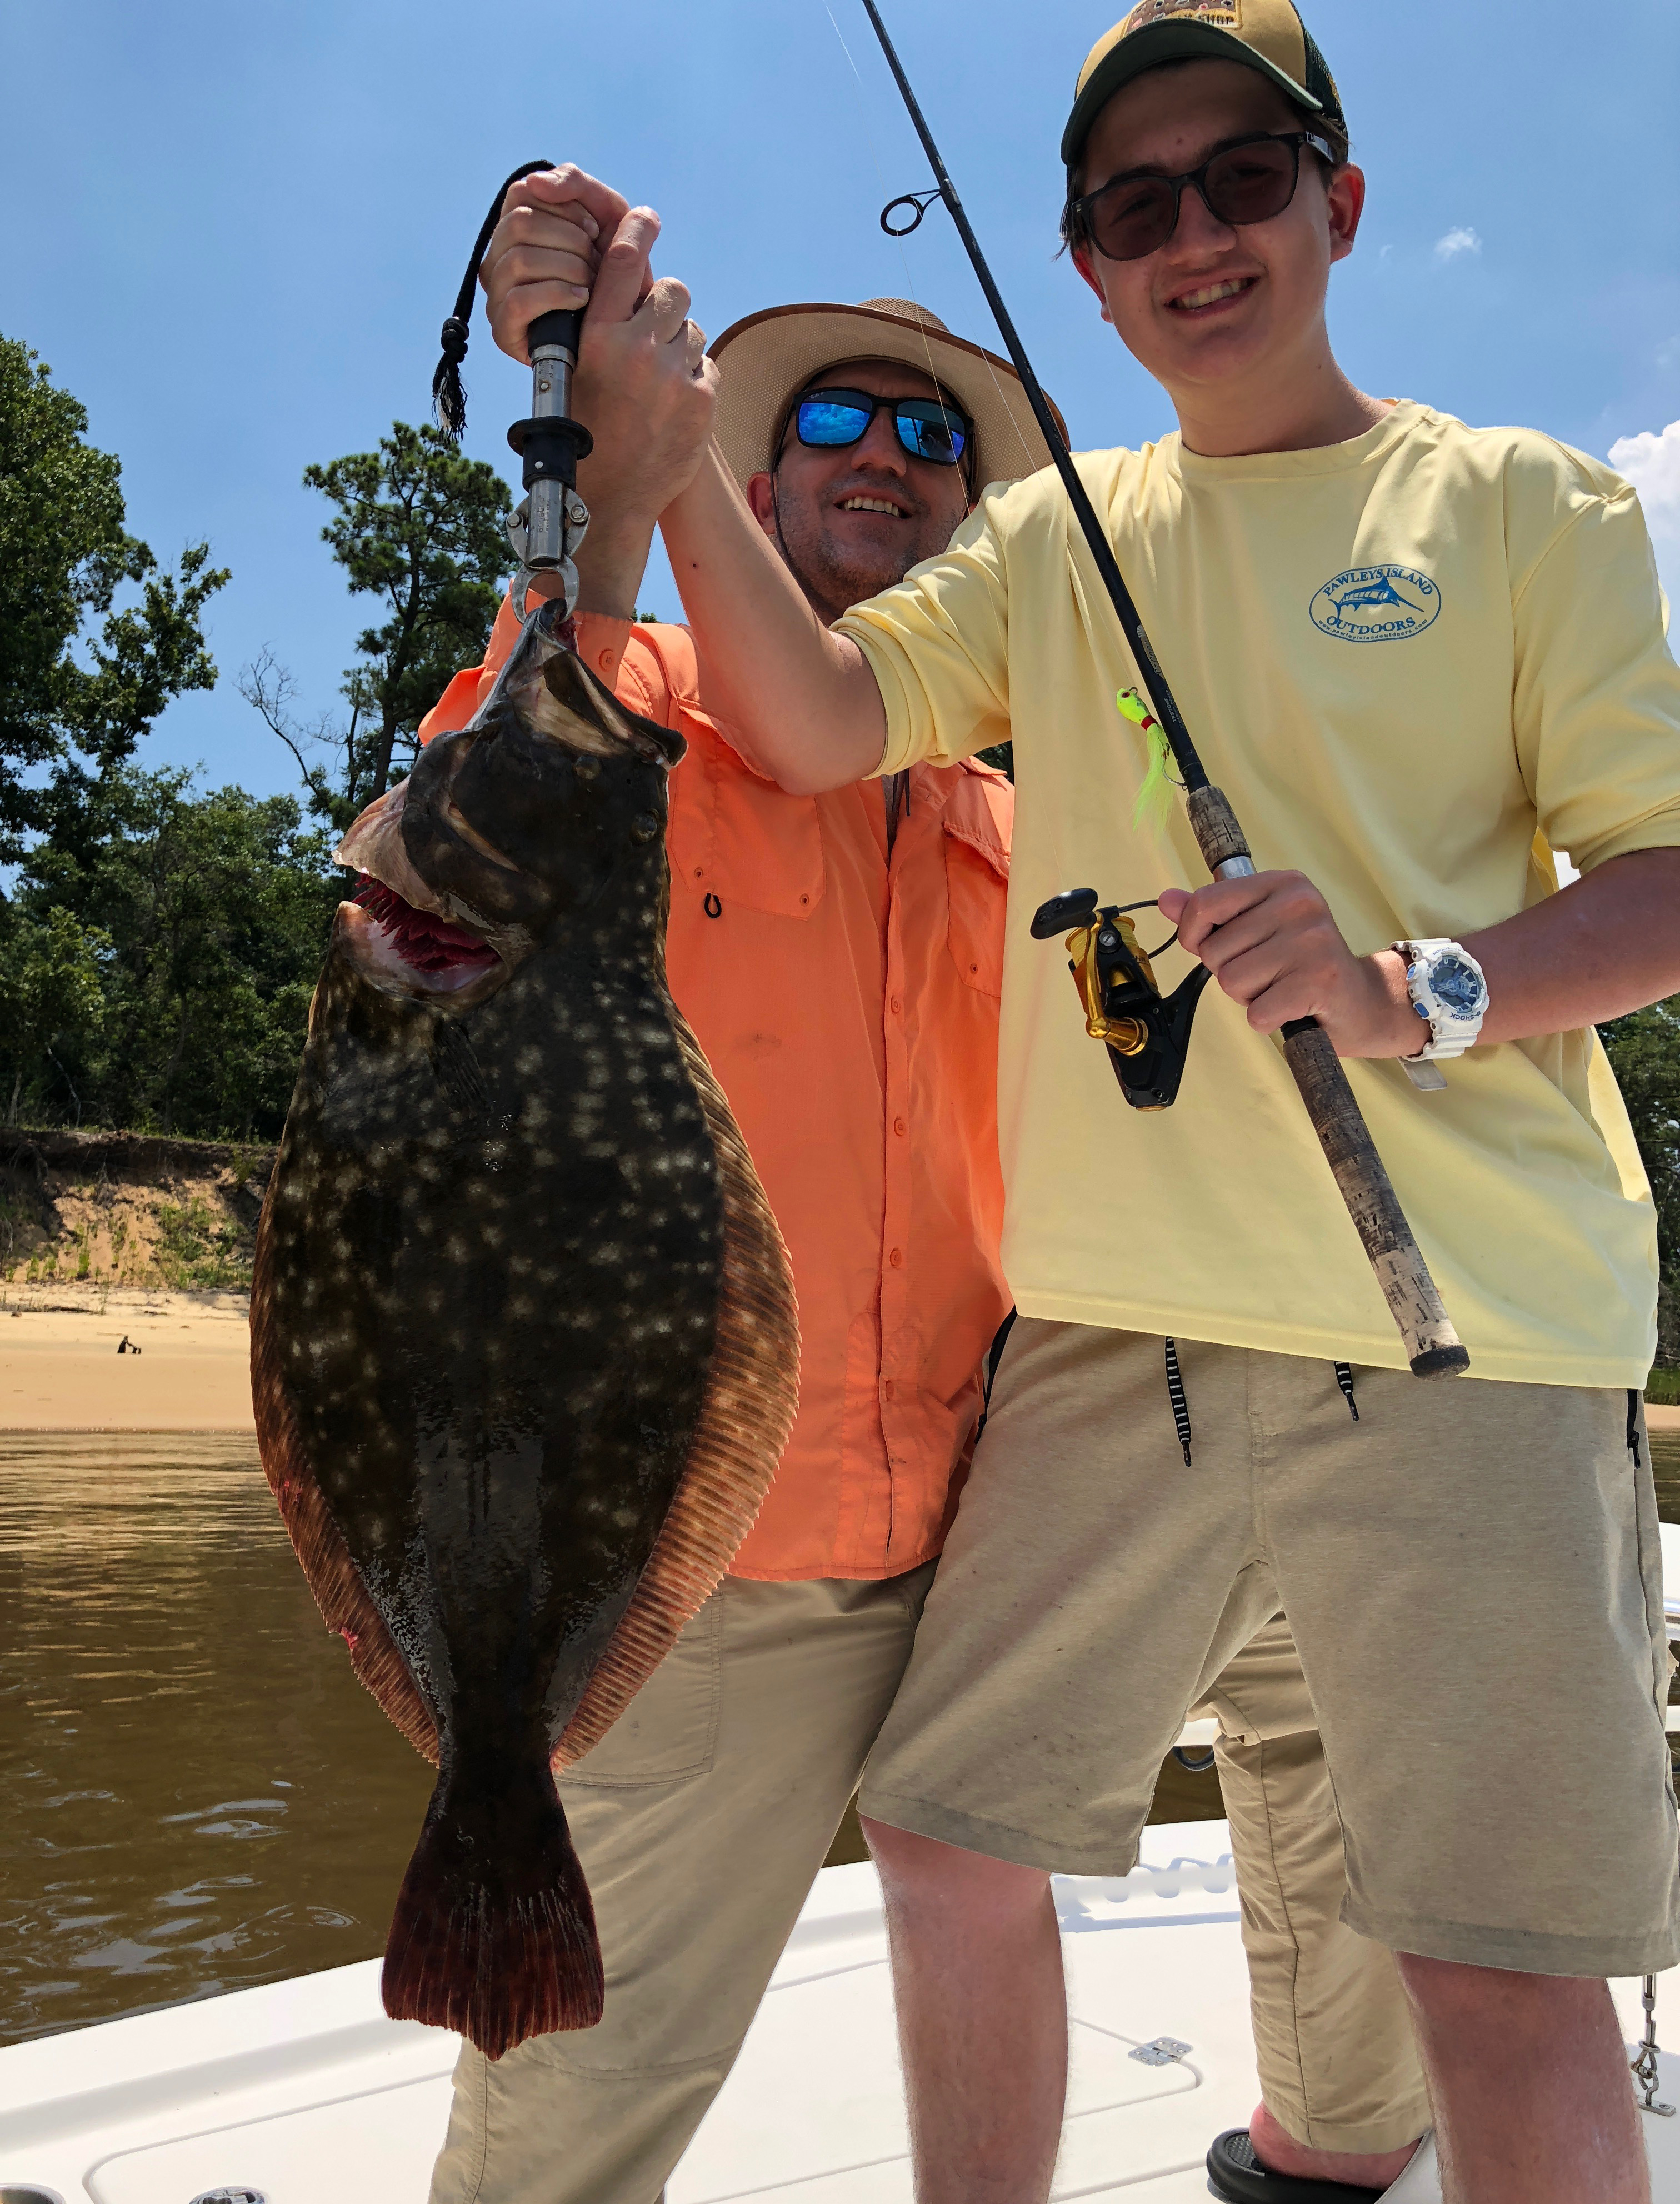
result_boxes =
[1434,226,1482,262]
[1609,421,1680,539]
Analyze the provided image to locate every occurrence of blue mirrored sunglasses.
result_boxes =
[792,387,971,468]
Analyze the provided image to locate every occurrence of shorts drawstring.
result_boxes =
[1162,1347,1361,1465]
[1163,1337,1192,1466]
[1334,1362,1359,1421]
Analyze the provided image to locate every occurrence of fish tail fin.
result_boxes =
[382,1753,602,2058]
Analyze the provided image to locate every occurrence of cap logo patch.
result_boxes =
[1310,564,1442,643]
[1121,0,1243,31]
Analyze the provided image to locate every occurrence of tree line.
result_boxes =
[0,333,509,1140]
[0,330,1675,1357]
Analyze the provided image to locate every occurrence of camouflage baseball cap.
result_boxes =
[1062,1,1347,177]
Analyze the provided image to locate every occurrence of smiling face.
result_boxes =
[745,359,973,624]
[1070,59,1365,442]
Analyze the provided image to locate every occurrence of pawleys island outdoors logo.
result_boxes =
[1309,564,1443,644]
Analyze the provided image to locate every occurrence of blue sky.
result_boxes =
[3,0,1677,807]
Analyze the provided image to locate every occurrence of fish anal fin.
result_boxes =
[250,1193,440,1765]
[553,1003,800,1770]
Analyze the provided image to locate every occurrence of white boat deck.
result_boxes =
[4,1820,1679,2204]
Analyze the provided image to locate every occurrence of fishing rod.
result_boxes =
[858,0,1468,1380]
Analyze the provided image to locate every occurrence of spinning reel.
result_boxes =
[1030,890,1212,1112]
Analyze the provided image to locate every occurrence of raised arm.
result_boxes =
[659,451,887,792]
[481,168,708,625]
[480,167,886,793]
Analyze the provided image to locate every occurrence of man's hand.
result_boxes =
[481,167,716,617]
[1158,874,1419,1058]
[481,167,629,364]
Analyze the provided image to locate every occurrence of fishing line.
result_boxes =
[821,0,963,464]
[818,0,1086,901]
[820,3,1035,477]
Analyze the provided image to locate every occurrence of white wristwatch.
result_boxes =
[1393,938,1489,1091]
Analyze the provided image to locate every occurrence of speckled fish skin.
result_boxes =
[249,605,800,2058]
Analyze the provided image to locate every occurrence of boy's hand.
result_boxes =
[1158,874,1422,1059]
[481,169,712,522]
[567,208,716,529]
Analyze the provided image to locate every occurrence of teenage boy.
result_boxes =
[518,9,1680,2201]
[437,173,1435,2202]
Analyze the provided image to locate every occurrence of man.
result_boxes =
[431,181,1434,2200]
[497,8,1680,2201]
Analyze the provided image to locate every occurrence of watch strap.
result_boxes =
[1393,937,1488,1077]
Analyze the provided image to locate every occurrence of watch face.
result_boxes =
[1433,954,1485,1019]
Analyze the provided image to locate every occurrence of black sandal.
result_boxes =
[1207,2128,1386,2203]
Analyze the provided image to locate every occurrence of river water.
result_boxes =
[0,1435,433,2046]
[4,1426,1678,2047]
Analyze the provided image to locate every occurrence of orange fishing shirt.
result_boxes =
[419,596,1012,1581]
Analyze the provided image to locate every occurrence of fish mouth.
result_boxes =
[353,874,502,978]
[333,782,519,1006]
[333,878,510,1005]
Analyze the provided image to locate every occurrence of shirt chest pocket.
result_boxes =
[943,824,1009,997]
[667,729,826,919]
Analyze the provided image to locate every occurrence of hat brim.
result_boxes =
[1061,22,1320,172]
[708,303,1066,495]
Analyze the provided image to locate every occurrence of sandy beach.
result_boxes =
[0,1286,256,1431]
[1,1283,1674,1437]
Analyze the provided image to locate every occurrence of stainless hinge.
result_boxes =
[1129,2035,1192,2067]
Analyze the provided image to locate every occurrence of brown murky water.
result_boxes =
[4,1427,1678,2046]
[0,1433,434,2047]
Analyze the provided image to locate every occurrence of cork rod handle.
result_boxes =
[1187,785,1469,1379]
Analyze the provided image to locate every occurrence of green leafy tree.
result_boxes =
[6,768,340,1139]
[0,334,228,863]
[253,422,511,826]
[1602,996,1680,1365]
[0,904,110,1125]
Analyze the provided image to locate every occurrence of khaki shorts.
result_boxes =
[859,1321,1680,1978]
[432,1570,1428,2202]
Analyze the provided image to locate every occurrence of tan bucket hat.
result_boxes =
[708,297,1067,495]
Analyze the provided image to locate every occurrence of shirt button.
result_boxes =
[893,1116,907,1136]
[883,1379,896,1401]
[598,649,614,672]
[889,1247,904,1268]
[889,994,902,1015]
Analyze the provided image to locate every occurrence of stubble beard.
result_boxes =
[771,482,959,626]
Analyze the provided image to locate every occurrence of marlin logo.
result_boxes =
[1310,564,1443,643]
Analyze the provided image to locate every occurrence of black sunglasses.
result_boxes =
[786,387,972,469]
[1068,130,1336,263]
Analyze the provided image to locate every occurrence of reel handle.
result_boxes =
[1031,888,1099,939]
[1279,1022,1469,1377]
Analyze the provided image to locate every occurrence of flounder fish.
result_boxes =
[250,604,799,2058]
